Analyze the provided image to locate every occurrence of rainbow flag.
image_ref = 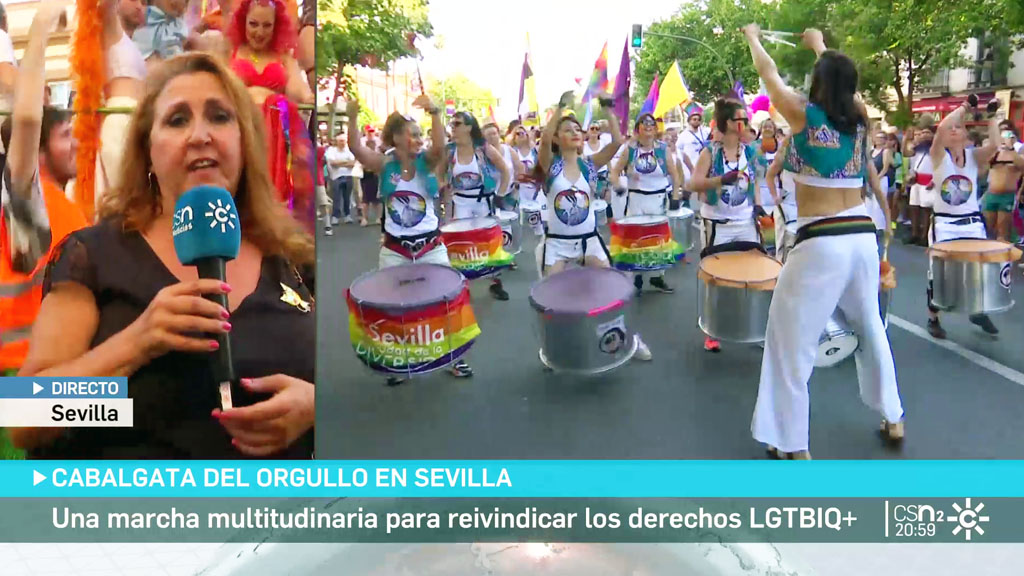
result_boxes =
[583,42,610,103]
[639,73,660,117]
[442,224,515,279]
[347,287,481,375]
[608,219,685,271]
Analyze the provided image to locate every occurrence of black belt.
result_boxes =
[794,216,876,246]
[384,229,442,260]
[628,188,668,195]
[933,211,984,226]
[542,225,611,271]
[700,240,765,259]
[454,188,494,202]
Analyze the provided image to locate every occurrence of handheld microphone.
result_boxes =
[172,186,241,410]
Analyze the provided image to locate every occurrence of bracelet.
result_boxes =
[426,106,440,115]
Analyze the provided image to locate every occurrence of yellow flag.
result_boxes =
[654,61,691,119]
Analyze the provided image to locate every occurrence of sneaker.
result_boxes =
[360,219,369,227]
[324,227,333,236]
[927,318,947,339]
[385,376,404,386]
[489,282,509,301]
[634,336,653,361]
[969,313,999,335]
[450,359,473,378]
[649,276,675,293]
[344,216,354,224]
[634,275,643,297]
[331,216,340,226]
[704,337,721,352]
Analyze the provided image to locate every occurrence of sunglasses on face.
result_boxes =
[640,119,656,127]
[450,121,464,128]
[732,117,748,123]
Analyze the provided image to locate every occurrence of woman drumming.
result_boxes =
[983,124,1024,242]
[483,122,523,212]
[226,0,316,231]
[96,0,148,212]
[744,26,901,459]
[345,97,474,382]
[924,95,1005,339]
[13,53,316,458]
[754,118,780,210]
[584,122,610,203]
[537,95,652,361]
[690,98,764,353]
[441,112,510,301]
[511,124,545,236]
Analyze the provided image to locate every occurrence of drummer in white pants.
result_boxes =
[745,25,903,459]
[346,97,475,382]
[442,112,512,300]
[609,114,683,295]
[924,95,1003,339]
[690,98,763,353]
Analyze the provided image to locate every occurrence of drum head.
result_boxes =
[667,207,694,219]
[441,217,498,233]
[699,251,781,289]
[929,238,1018,262]
[592,199,608,210]
[349,264,464,309]
[530,268,633,314]
[816,331,858,368]
[496,210,518,223]
[520,201,541,211]
[616,215,668,226]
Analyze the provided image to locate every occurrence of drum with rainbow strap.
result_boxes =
[441,217,515,279]
[608,215,685,272]
[346,264,481,376]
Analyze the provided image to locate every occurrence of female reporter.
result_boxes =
[12,53,316,459]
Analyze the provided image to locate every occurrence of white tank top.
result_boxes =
[384,173,438,238]
[107,32,147,81]
[583,140,608,176]
[546,169,595,236]
[932,150,980,216]
[629,145,670,192]
[515,147,541,203]
[500,144,514,194]
[451,150,484,196]
[700,151,753,221]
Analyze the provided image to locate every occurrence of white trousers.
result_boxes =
[700,218,760,251]
[452,194,493,219]
[378,243,450,269]
[751,206,903,452]
[626,191,667,216]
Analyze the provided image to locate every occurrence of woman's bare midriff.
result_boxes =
[794,184,865,217]
[105,77,145,101]
[248,86,276,107]
[989,167,1022,195]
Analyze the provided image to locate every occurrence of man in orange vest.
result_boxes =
[0,3,87,377]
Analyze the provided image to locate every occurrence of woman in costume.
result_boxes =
[226,0,316,231]
[510,123,545,236]
[744,25,899,459]
[345,96,474,382]
[690,98,765,353]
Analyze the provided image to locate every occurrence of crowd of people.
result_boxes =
[338,26,1024,458]
[1,0,320,459]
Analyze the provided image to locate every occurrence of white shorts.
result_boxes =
[701,218,760,250]
[543,236,608,267]
[378,243,450,268]
[452,194,493,219]
[929,216,987,246]
[909,183,934,208]
[626,191,667,216]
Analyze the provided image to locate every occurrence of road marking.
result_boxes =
[889,315,1024,387]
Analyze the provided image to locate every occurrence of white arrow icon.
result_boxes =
[33,471,46,486]
[32,382,43,395]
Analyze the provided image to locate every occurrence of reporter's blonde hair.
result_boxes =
[99,52,314,266]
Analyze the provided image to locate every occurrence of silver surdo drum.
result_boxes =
[697,249,782,343]
[814,312,858,368]
[593,199,609,227]
[520,200,545,237]
[529,267,638,374]
[667,207,695,252]
[496,209,522,255]
[928,239,1018,315]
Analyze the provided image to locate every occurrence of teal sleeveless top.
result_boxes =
[446,143,497,194]
[626,141,670,174]
[379,151,439,199]
[783,103,868,185]
[704,142,757,206]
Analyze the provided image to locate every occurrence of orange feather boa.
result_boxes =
[70,0,105,221]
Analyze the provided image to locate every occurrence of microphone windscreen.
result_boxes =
[172,186,242,265]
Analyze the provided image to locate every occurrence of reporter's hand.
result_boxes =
[213,375,315,456]
[128,279,231,363]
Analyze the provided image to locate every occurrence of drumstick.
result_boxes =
[762,30,798,37]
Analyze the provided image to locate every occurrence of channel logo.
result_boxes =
[205,198,238,233]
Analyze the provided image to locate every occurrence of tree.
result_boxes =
[428,75,497,122]
[632,0,771,114]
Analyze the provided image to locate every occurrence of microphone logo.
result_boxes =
[172,206,194,236]
[205,198,238,233]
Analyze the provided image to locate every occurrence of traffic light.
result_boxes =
[631,24,643,48]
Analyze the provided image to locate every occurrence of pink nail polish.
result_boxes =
[221,309,231,319]
[221,283,232,293]
[240,378,252,387]
[222,322,232,331]
[209,340,220,350]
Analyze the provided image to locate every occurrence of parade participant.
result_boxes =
[679,108,710,175]
[907,126,935,246]
[483,122,523,211]
[663,123,688,206]
[609,112,682,295]
[537,93,651,360]
[754,118,781,209]
[1,3,87,377]
[227,0,316,231]
[690,98,764,353]
[924,95,1004,339]
[984,123,1024,241]
[96,0,148,211]
[584,122,610,202]
[14,53,315,458]
[765,135,797,257]
[346,96,475,381]
[510,124,545,235]
[441,112,511,301]
[744,25,901,459]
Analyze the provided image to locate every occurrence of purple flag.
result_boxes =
[731,79,750,116]
[613,40,631,134]
[639,73,660,118]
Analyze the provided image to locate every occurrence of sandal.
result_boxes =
[880,419,905,445]
[766,446,812,460]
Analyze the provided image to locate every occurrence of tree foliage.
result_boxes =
[428,75,497,121]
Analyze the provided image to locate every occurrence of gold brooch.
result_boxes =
[281,283,311,313]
